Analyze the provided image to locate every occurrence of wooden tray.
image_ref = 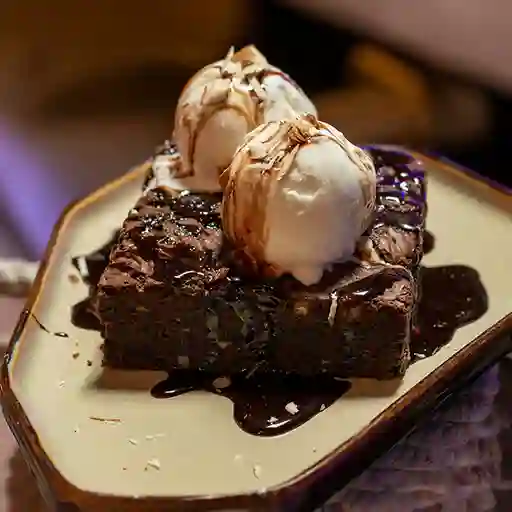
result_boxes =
[1,149,511,511]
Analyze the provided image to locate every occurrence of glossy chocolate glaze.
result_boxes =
[70,148,487,437]
[73,230,486,437]
[71,233,118,331]
[149,259,487,437]
[151,372,351,436]
[412,265,488,359]
[368,147,426,233]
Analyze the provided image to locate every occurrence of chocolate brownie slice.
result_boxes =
[95,147,426,379]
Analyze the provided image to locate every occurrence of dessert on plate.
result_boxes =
[2,42,501,512]
[94,45,427,381]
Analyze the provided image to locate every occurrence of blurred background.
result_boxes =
[0,0,511,259]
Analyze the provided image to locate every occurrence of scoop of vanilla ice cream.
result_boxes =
[261,73,316,123]
[173,45,316,193]
[221,114,376,286]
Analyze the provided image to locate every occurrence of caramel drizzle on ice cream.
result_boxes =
[174,45,313,182]
[220,113,376,278]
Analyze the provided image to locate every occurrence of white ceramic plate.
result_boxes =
[2,150,511,511]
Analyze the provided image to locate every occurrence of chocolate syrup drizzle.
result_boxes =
[70,233,119,331]
[151,372,351,436]
[148,259,487,436]
[29,313,69,338]
[70,148,488,437]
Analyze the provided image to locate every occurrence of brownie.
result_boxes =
[96,147,426,380]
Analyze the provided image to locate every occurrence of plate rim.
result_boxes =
[1,150,511,512]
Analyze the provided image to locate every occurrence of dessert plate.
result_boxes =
[2,150,512,511]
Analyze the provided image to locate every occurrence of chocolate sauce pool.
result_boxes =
[412,265,487,359]
[146,260,487,436]
[151,372,351,436]
[69,246,488,437]
[69,147,488,437]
